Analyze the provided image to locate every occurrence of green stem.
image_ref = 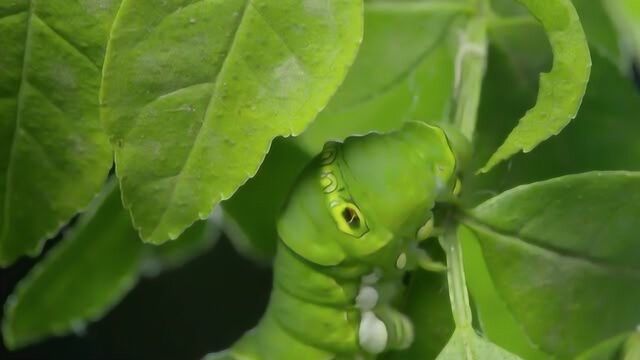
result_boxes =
[488,15,538,29]
[452,3,489,142]
[366,1,475,14]
[440,227,473,328]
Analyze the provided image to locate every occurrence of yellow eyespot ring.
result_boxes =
[320,142,369,238]
[330,201,369,238]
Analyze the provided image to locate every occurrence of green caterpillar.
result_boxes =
[206,122,458,360]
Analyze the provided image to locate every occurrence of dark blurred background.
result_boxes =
[0,235,272,360]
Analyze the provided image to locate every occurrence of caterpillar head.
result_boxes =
[277,122,457,267]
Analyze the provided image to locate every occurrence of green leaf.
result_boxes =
[0,0,119,266]
[462,172,640,358]
[1,181,143,350]
[465,44,640,206]
[436,327,522,359]
[296,1,465,153]
[221,137,310,260]
[604,0,640,67]
[383,270,455,360]
[100,0,364,244]
[1,181,220,349]
[480,0,591,173]
[460,226,550,360]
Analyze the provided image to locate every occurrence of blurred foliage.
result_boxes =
[2,181,219,351]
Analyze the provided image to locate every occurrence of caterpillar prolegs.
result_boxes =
[205,122,458,360]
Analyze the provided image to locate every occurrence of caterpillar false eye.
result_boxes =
[342,206,360,226]
[332,202,369,238]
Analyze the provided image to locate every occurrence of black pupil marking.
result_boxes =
[342,207,359,227]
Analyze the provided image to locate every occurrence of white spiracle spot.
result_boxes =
[396,252,407,270]
[359,311,388,354]
[356,286,378,311]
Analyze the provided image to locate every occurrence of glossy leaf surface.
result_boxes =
[101,0,364,244]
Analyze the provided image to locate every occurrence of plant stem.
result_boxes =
[366,1,475,15]
[488,15,538,29]
[441,0,488,329]
[440,226,473,329]
[452,3,489,142]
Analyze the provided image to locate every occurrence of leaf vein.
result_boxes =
[460,214,640,277]
[146,0,252,240]
[0,0,34,248]
[33,14,101,70]
[133,81,214,117]
[25,81,66,115]
[249,2,308,75]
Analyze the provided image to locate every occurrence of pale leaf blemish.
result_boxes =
[80,0,117,15]
[269,57,305,99]
[51,63,78,90]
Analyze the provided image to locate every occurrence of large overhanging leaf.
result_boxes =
[480,0,591,172]
[0,0,118,266]
[461,172,640,358]
[101,0,364,244]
